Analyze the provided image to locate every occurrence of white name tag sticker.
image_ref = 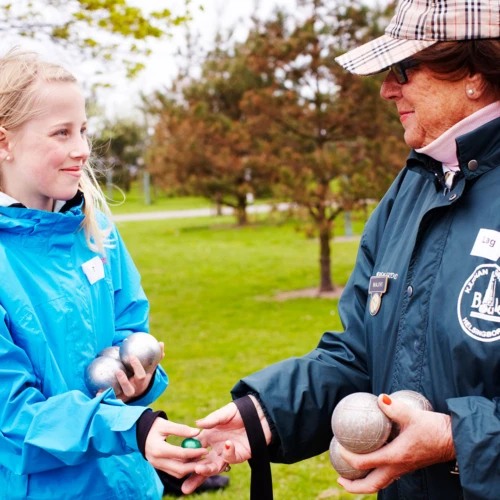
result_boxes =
[470,229,500,262]
[82,256,105,285]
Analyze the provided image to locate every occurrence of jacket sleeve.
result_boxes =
[447,397,500,499]
[0,304,149,475]
[231,171,407,465]
[107,223,168,407]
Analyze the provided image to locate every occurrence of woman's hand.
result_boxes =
[116,342,164,402]
[144,418,209,478]
[181,395,272,495]
[337,394,456,494]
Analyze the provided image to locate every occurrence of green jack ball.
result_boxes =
[181,438,202,449]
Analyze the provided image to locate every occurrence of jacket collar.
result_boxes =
[406,116,500,189]
[0,190,84,213]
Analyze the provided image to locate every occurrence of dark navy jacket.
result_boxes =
[233,117,500,499]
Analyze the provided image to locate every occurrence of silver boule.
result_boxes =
[119,332,161,374]
[331,392,392,453]
[85,356,126,396]
[96,346,121,361]
[388,390,434,441]
[97,346,133,377]
[329,436,371,480]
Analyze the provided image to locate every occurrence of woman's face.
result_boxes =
[380,65,476,149]
[1,81,89,211]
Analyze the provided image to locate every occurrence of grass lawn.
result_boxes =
[107,182,270,215]
[118,215,375,500]
[107,183,213,214]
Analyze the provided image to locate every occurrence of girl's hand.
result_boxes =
[337,394,456,494]
[116,342,165,402]
[182,395,272,494]
[145,418,209,478]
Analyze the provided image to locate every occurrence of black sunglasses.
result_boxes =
[389,58,420,84]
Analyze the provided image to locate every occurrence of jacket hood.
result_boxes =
[0,193,85,237]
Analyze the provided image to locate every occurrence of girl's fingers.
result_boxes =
[154,418,201,439]
[128,355,146,380]
[145,441,207,465]
[150,458,199,479]
[160,442,208,461]
[115,370,135,397]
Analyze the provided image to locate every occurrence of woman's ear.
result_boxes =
[465,73,488,100]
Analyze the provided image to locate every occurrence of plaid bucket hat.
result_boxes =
[335,0,500,75]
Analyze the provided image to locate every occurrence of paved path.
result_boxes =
[112,203,362,242]
[112,202,292,222]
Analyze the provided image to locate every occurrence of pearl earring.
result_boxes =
[6,156,11,161]
[467,89,474,96]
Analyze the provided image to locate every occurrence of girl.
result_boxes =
[0,50,207,500]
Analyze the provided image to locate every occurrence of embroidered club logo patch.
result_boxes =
[458,264,500,342]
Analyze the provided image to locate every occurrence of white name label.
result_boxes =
[470,229,500,262]
[82,256,105,285]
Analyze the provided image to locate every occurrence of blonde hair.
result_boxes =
[0,49,112,254]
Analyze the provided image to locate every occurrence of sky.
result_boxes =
[1,0,299,118]
[2,0,381,120]
[102,0,298,118]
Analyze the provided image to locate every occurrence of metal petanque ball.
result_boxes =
[85,356,127,396]
[388,390,434,441]
[97,346,134,377]
[329,436,370,480]
[181,438,202,449]
[331,392,392,454]
[96,346,121,361]
[119,332,162,374]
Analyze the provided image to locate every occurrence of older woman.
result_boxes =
[185,1,500,499]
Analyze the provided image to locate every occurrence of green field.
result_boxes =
[107,183,271,215]
[118,214,375,500]
[107,183,213,214]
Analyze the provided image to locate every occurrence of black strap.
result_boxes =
[234,396,273,500]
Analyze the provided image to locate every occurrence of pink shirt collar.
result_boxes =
[416,102,500,172]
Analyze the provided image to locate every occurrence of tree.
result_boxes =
[0,0,190,78]
[147,0,407,290]
[238,0,406,291]
[148,41,279,225]
[94,118,148,192]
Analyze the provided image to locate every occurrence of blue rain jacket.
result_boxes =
[233,117,500,499]
[0,200,168,499]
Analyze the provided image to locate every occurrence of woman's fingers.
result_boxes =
[193,451,226,476]
[182,472,210,495]
[338,465,396,494]
[222,440,237,463]
[377,394,415,427]
[196,402,238,429]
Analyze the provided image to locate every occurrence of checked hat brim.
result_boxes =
[335,0,500,76]
[334,35,437,76]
